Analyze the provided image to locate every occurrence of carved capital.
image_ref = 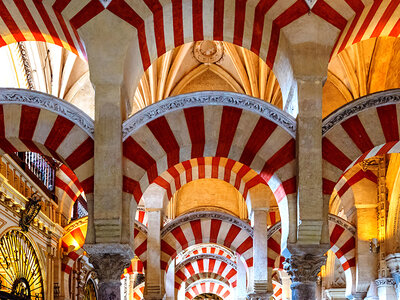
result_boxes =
[386,253,400,280]
[375,278,395,287]
[85,243,133,282]
[283,254,326,283]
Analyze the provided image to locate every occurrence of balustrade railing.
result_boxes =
[16,152,56,192]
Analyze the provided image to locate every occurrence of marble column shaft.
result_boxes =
[144,209,163,299]
[237,257,248,300]
[92,84,124,244]
[296,79,325,245]
[165,258,175,300]
[247,209,270,299]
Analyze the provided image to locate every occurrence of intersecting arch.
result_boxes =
[0,88,94,196]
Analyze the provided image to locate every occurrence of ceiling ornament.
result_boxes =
[193,41,224,64]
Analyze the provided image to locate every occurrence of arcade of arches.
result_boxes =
[4,1,400,300]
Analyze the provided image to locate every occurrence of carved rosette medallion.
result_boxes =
[193,40,224,64]
[283,254,327,283]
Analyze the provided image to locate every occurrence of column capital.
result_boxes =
[85,243,133,281]
[283,253,327,283]
[375,278,395,287]
[386,253,400,277]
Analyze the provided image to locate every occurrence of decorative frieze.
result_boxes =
[123,91,297,140]
[323,89,400,135]
[0,88,94,138]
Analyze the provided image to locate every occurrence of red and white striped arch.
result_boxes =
[55,163,86,216]
[61,247,84,275]
[160,211,253,271]
[123,91,297,250]
[132,282,145,300]
[331,0,400,58]
[107,0,379,72]
[153,157,268,213]
[183,245,234,261]
[175,256,237,291]
[123,259,145,279]
[135,206,147,225]
[332,164,377,215]
[334,166,377,201]
[0,0,105,58]
[109,0,311,71]
[328,214,356,297]
[134,221,148,266]
[185,280,232,300]
[269,214,356,297]
[0,88,94,196]
[322,90,400,201]
[3,1,399,74]
[184,272,231,288]
[267,223,284,275]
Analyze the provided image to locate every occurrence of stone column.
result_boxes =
[278,270,292,300]
[283,253,327,300]
[86,244,133,300]
[79,11,134,245]
[237,257,247,300]
[165,258,175,300]
[247,208,271,299]
[177,282,185,300]
[386,253,400,299]
[144,209,163,299]
[375,278,396,300]
[296,77,326,245]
